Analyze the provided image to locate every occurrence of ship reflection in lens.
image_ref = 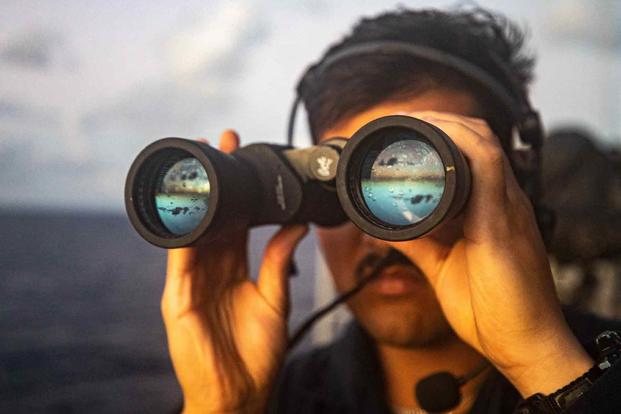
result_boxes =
[155,158,210,235]
[360,139,445,226]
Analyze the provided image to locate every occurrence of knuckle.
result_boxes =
[483,144,504,164]
[466,118,498,144]
[470,116,488,125]
[263,239,286,262]
[264,246,287,269]
[481,127,497,142]
[464,115,489,128]
[265,232,295,259]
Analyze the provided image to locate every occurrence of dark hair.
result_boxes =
[298,7,535,143]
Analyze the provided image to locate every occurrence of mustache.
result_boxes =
[354,247,418,282]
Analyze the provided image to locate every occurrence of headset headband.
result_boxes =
[287,41,542,150]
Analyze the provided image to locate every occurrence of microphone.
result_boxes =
[415,362,489,413]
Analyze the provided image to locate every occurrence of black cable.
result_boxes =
[287,250,403,351]
[286,95,301,146]
[458,361,490,385]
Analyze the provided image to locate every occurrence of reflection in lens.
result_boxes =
[361,139,445,226]
[155,158,210,235]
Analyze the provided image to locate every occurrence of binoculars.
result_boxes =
[125,115,470,248]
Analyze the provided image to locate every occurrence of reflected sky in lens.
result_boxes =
[155,158,210,235]
[361,139,445,226]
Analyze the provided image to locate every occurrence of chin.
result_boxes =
[348,291,454,348]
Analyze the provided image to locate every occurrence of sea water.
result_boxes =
[361,179,444,226]
[155,193,209,235]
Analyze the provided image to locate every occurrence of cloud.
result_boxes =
[0,29,65,70]
[163,1,269,79]
[546,0,621,48]
[0,99,61,129]
[82,1,271,146]
[80,79,232,152]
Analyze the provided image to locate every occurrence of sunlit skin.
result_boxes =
[162,89,594,414]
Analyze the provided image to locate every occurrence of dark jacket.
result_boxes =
[270,309,621,413]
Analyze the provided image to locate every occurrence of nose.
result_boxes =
[360,231,392,254]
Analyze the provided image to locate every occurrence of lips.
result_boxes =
[353,247,428,297]
[368,264,426,296]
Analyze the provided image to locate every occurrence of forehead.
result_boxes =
[319,89,479,142]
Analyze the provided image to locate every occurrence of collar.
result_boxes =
[325,322,393,413]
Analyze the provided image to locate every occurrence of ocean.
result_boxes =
[0,212,317,413]
[361,179,444,225]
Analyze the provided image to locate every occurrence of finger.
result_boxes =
[418,116,508,213]
[425,114,524,193]
[162,247,199,320]
[417,114,532,222]
[196,137,209,144]
[408,114,518,243]
[167,247,199,276]
[413,112,523,191]
[162,236,250,315]
[219,129,240,154]
[257,224,309,316]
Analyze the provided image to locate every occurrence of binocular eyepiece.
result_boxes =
[125,115,470,248]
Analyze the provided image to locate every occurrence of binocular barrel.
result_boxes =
[125,115,470,248]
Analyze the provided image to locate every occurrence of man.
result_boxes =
[160,7,621,414]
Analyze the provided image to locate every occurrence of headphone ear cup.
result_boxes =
[511,149,539,195]
[511,148,554,246]
[535,206,556,248]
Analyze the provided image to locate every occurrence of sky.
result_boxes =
[0,0,620,211]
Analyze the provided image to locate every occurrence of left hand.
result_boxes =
[388,111,593,396]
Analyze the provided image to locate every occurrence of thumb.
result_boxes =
[257,224,309,316]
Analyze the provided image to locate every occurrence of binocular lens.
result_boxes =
[155,157,211,235]
[337,116,468,241]
[360,138,445,227]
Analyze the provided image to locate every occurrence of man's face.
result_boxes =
[316,89,480,348]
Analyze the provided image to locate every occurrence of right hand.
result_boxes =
[161,130,308,413]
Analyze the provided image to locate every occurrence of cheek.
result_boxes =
[315,223,362,290]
